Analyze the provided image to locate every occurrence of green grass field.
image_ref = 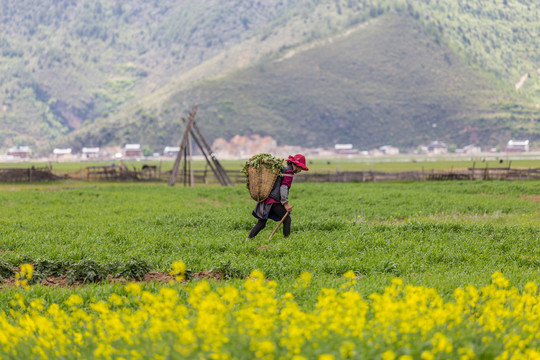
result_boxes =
[0,180,539,301]
[1,179,539,358]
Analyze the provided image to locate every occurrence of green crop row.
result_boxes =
[0,258,152,285]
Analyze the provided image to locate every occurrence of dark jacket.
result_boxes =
[268,164,293,202]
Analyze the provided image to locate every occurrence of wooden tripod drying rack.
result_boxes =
[168,105,234,187]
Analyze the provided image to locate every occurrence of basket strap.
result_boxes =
[281,174,294,177]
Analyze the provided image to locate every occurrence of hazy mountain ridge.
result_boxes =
[1,0,371,150]
[72,12,532,151]
[1,0,538,153]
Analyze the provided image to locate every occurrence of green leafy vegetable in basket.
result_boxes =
[241,153,284,189]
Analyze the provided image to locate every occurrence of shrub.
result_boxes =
[32,259,72,283]
[0,260,14,281]
[116,258,152,280]
[67,259,107,284]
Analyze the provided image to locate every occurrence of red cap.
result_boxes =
[287,154,309,171]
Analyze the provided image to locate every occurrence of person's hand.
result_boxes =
[284,203,293,213]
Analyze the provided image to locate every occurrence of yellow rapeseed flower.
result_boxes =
[169,261,187,281]
[524,282,538,294]
[339,341,355,358]
[108,294,124,306]
[20,263,34,279]
[65,294,84,307]
[382,350,397,360]
[250,269,265,281]
[317,355,335,360]
[29,299,45,311]
[295,271,312,289]
[125,282,142,296]
[399,356,413,360]
[458,346,476,360]
[492,271,510,288]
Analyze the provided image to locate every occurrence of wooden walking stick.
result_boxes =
[268,208,291,240]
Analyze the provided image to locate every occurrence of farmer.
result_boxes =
[247,154,309,239]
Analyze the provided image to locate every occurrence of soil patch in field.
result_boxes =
[521,195,540,203]
[143,271,175,283]
[193,270,225,281]
[42,275,75,287]
[0,269,238,289]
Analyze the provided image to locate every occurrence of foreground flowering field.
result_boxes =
[2,266,540,360]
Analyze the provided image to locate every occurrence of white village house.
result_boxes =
[124,144,142,158]
[163,146,180,157]
[334,144,358,155]
[427,141,448,155]
[379,145,400,155]
[82,147,100,159]
[7,146,32,158]
[505,140,529,153]
[462,144,482,154]
[53,148,73,160]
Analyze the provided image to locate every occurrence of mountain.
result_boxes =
[1,0,539,154]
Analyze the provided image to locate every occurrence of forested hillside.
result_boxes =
[409,0,540,100]
[1,0,321,149]
[0,0,538,153]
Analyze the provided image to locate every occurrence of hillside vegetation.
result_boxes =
[410,0,540,100]
[0,0,538,153]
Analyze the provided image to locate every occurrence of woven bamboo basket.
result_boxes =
[247,164,280,202]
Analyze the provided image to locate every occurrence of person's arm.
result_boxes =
[280,185,289,205]
[280,169,294,211]
[282,185,292,212]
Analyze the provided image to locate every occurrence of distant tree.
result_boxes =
[142,145,153,157]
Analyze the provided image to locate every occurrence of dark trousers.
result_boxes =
[248,203,291,239]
